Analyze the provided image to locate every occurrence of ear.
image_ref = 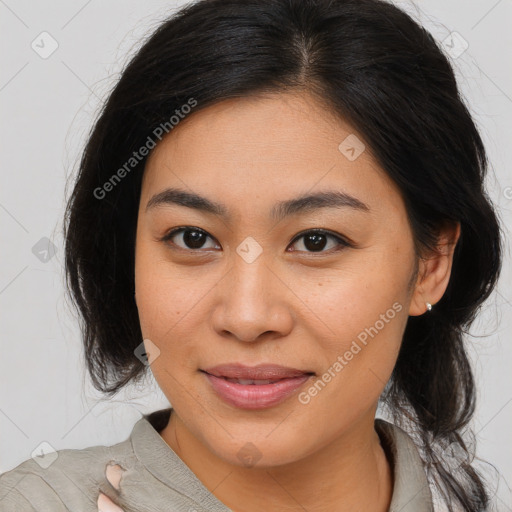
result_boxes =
[408,221,461,316]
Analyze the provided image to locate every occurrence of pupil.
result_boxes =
[304,233,326,251]
[184,230,205,249]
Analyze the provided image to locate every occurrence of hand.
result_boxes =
[97,462,126,511]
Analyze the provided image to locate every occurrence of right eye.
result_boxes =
[160,227,221,251]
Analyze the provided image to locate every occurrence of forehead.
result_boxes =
[140,91,403,219]
[147,91,354,164]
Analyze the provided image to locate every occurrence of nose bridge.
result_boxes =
[212,237,292,341]
[229,241,274,309]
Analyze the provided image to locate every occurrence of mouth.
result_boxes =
[199,364,315,409]
[209,376,292,385]
[201,363,315,381]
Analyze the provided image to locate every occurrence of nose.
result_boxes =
[210,251,294,343]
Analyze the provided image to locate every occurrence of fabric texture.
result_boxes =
[0,408,434,512]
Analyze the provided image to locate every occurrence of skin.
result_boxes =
[98,90,460,512]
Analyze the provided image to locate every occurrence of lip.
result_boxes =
[202,363,313,380]
[200,364,314,410]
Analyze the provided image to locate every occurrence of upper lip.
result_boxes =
[202,364,314,380]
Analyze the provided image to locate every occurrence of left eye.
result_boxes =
[288,229,350,254]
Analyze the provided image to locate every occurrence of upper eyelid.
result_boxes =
[161,226,217,242]
[289,229,352,250]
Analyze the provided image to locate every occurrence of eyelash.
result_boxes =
[159,226,352,255]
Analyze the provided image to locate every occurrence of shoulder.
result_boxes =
[0,435,135,512]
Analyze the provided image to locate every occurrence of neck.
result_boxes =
[160,408,393,512]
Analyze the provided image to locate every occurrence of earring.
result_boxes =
[426,302,432,312]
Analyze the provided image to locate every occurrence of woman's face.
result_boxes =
[134,91,419,467]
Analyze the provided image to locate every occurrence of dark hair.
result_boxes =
[63,0,503,510]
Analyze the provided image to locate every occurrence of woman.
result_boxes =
[0,0,502,511]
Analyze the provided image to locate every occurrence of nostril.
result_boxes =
[105,462,125,490]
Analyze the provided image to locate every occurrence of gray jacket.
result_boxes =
[0,408,434,511]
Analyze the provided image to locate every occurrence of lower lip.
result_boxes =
[202,372,312,410]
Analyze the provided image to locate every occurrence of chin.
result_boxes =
[205,428,308,469]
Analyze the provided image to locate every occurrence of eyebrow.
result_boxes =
[145,187,370,221]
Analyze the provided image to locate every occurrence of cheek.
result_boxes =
[297,252,411,400]
[134,238,199,337]
[297,290,406,421]
[134,256,200,396]
[301,254,410,344]
[135,274,197,344]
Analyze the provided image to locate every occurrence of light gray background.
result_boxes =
[1,0,511,510]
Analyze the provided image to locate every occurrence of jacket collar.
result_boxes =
[375,418,434,511]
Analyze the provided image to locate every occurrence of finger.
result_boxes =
[98,491,125,512]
